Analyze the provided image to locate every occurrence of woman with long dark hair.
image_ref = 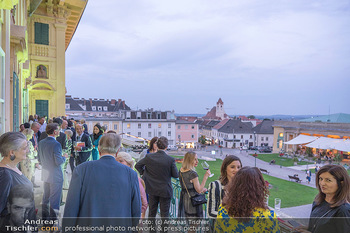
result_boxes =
[215,167,280,232]
[139,137,158,160]
[91,124,103,160]
[298,165,350,233]
[207,155,242,218]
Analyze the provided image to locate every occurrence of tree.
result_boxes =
[247,115,255,119]
[198,135,206,145]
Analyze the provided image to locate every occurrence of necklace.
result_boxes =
[0,161,21,174]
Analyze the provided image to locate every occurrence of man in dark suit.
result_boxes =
[135,136,179,219]
[74,124,92,165]
[39,118,67,151]
[63,133,141,230]
[30,122,41,150]
[38,123,68,221]
[67,120,76,171]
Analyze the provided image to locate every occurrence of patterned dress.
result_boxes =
[20,141,37,180]
[215,205,280,233]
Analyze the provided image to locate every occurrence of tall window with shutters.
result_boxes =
[35,22,49,45]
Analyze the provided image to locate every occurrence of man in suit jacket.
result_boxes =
[30,122,41,150]
[67,120,76,171]
[135,136,179,218]
[39,118,67,151]
[74,124,92,165]
[38,123,68,221]
[63,133,141,231]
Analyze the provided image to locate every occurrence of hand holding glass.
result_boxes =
[201,161,214,177]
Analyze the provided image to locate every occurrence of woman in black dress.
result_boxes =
[0,132,34,216]
[298,165,350,233]
[178,151,211,219]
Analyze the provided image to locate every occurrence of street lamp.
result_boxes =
[253,131,256,148]
[253,152,258,167]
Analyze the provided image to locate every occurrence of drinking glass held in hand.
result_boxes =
[201,161,214,177]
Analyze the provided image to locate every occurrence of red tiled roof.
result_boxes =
[213,119,230,130]
[203,107,217,119]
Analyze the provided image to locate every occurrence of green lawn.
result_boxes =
[263,174,318,208]
[252,153,314,167]
[170,155,319,208]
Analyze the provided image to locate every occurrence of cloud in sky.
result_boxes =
[66,0,350,115]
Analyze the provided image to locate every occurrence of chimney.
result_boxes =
[118,99,122,105]
[84,100,86,106]
[111,99,116,105]
[89,98,92,106]
[122,101,125,109]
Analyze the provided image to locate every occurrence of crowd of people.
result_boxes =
[0,115,350,233]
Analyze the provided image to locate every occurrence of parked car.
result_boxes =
[242,145,248,150]
[167,145,178,151]
[259,147,272,153]
[249,146,258,150]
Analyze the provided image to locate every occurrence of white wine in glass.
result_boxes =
[201,161,214,177]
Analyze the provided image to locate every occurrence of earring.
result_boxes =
[10,155,16,161]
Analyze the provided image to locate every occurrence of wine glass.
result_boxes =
[201,161,214,177]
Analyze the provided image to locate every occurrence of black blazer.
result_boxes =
[75,132,92,163]
[135,150,179,198]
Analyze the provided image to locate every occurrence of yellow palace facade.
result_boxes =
[0,0,87,133]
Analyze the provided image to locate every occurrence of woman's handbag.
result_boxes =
[190,193,207,206]
[180,172,207,206]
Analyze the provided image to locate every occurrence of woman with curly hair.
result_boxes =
[215,167,280,233]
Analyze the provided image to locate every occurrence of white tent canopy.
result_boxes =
[305,137,337,150]
[304,137,350,152]
[332,139,350,152]
[283,135,318,145]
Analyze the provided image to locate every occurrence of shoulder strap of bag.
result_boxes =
[180,171,191,198]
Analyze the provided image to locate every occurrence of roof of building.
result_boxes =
[213,119,230,130]
[202,107,218,120]
[66,96,131,112]
[253,120,274,134]
[176,120,196,124]
[299,113,350,123]
[217,119,254,134]
[176,116,198,122]
[217,98,224,105]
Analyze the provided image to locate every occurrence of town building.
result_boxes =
[122,110,176,145]
[212,119,254,148]
[0,0,87,133]
[252,120,274,147]
[272,120,350,153]
[202,98,230,120]
[237,115,262,127]
[65,96,130,118]
[175,120,199,148]
[200,120,220,143]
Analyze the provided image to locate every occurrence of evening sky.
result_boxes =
[66,0,350,115]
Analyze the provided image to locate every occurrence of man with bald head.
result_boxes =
[74,124,92,165]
